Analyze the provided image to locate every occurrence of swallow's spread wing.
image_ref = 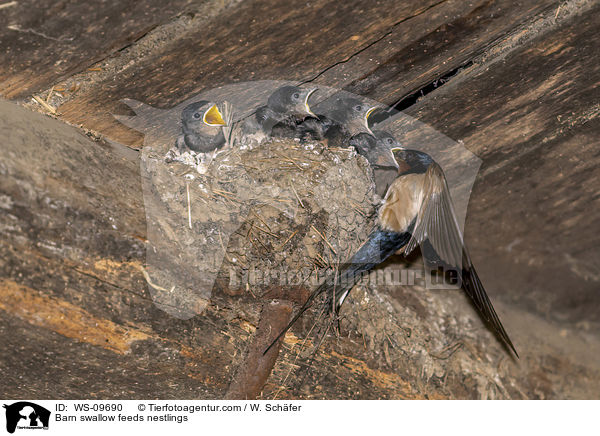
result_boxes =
[404,163,463,267]
[402,163,518,356]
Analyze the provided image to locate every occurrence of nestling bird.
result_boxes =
[350,130,400,198]
[176,101,228,153]
[265,142,518,357]
[296,97,378,147]
[253,85,317,138]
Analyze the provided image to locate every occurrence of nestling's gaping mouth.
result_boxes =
[304,88,317,117]
[365,106,377,121]
[363,106,377,135]
[203,104,227,126]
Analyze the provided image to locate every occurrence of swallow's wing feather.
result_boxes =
[404,163,518,356]
[404,163,462,266]
[460,250,518,356]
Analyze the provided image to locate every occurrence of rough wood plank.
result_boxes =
[2,1,600,399]
[0,312,211,399]
[0,0,203,98]
[403,5,600,329]
[225,301,292,399]
[0,99,240,398]
[51,0,558,147]
[311,0,559,104]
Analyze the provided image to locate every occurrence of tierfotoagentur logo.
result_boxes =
[3,402,50,433]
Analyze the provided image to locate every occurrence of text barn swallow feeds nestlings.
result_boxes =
[176,100,228,153]
[265,139,518,357]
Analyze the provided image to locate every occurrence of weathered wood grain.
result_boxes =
[2,0,599,400]
[403,5,600,328]
[0,311,209,399]
[0,0,202,98]
[0,99,238,398]
[311,0,559,104]
[52,0,559,148]
[224,301,292,399]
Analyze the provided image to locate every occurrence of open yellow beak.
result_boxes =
[365,106,377,121]
[390,146,405,159]
[363,106,378,135]
[203,104,227,126]
[304,88,317,117]
[390,147,406,170]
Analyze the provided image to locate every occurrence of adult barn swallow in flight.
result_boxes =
[176,101,228,153]
[265,141,518,357]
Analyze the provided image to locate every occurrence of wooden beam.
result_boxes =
[52,0,558,147]
[0,0,210,98]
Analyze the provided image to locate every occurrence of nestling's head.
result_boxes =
[267,85,317,118]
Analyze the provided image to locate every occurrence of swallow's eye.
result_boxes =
[354,105,362,112]
[387,138,394,145]
[293,93,300,99]
[193,112,201,119]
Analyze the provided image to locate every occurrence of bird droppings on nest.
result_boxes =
[164,148,216,174]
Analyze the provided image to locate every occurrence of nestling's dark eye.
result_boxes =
[293,93,300,99]
[354,105,362,112]
[387,138,393,145]
[193,112,201,119]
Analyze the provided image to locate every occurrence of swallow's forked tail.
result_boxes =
[460,249,519,357]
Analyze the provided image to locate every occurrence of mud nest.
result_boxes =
[140,138,378,319]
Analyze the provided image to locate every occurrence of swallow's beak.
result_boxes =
[364,106,378,135]
[377,150,399,169]
[366,106,377,119]
[203,104,227,126]
[390,147,405,162]
[390,147,410,173]
[303,88,317,117]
